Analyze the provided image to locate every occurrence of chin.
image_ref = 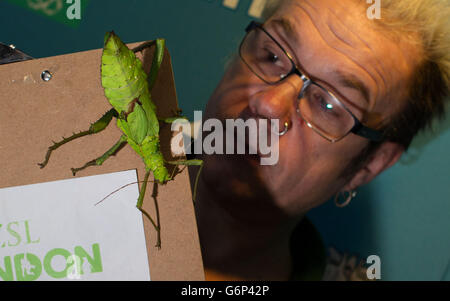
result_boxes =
[201,153,258,188]
[200,152,295,220]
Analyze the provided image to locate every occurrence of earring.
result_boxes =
[334,190,357,208]
[277,121,290,136]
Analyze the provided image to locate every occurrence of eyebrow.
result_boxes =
[270,18,300,46]
[334,70,371,105]
[269,18,371,106]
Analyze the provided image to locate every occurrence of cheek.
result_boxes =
[301,138,364,188]
[266,132,364,213]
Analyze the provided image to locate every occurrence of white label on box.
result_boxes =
[0,170,150,281]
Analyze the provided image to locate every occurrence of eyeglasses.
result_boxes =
[239,21,383,142]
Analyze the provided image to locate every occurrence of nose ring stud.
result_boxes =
[277,121,290,136]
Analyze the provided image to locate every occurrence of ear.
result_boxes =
[342,142,404,191]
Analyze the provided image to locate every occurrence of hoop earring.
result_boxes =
[277,121,290,136]
[334,190,357,208]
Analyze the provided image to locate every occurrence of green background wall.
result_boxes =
[1,0,449,280]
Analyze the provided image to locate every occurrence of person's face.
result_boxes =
[202,0,420,217]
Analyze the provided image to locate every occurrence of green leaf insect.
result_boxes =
[38,32,203,249]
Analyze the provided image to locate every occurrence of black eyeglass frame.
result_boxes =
[240,21,383,142]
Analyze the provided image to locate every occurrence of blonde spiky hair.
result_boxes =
[375,0,450,148]
[377,0,450,87]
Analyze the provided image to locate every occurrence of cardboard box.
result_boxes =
[0,41,204,280]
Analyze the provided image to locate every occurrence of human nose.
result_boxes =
[248,74,304,129]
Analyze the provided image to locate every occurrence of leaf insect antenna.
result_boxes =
[95,179,156,206]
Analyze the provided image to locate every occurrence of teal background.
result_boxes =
[3,0,89,28]
[1,0,449,280]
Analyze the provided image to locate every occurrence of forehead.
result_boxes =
[268,0,420,121]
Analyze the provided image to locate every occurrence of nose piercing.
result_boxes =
[277,121,290,136]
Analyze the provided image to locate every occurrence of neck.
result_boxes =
[192,169,301,280]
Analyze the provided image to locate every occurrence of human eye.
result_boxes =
[299,84,357,139]
[254,44,290,77]
[310,89,337,115]
[257,44,284,64]
[262,47,280,63]
[317,95,335,113]
[304,85,348,124]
